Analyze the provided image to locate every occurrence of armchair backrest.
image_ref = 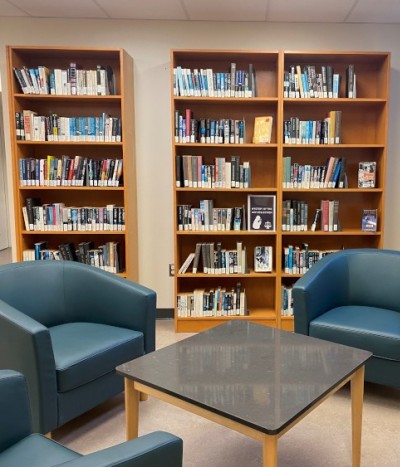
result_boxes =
[0,261,67,327]
[345,249,400,312]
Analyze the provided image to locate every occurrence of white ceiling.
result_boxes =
[0,0,400,23]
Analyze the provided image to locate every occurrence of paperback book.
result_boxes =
[247,195,276,231]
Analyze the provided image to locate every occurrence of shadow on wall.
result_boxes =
[0,89,11,257]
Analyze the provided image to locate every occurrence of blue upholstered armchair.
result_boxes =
[0,260,156,434]
[0,370,183,467]
[293,248,400,388]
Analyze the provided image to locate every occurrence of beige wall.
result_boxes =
[0,18,399,306]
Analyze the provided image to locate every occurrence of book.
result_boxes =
[361,209,377,232]
[178,253,195,274]
[254,246,272,272]
[358,161,376,188]
[247,195,276,231]
[252,116,273,144]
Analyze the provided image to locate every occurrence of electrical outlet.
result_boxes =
[169,263,175,276]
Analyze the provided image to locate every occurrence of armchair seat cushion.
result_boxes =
[0,434,81,467]
[49,323,144,392]
[310,305,400,361]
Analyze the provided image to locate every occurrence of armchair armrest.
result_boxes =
[0,300,58,433]
[293,251,349,335]
[60,431,183,467]
[64,264,156,353]
[0,370,32,452]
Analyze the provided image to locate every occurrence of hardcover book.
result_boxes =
[358,162,376,188]
[254,246,273,272]
[252,116,273,144]
[247,195,276,231]
[361,209,377,232]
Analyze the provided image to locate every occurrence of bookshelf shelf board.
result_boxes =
[176,231,277,236]
[281,230,381,236]
[174,97,279,104]
[14,94,121,103]
[283,98,387,105]
[22,230,126,235]
[283,188,383,193]
[17,141,123,146]
[19,186,124,191]
[282,144,385,149]
[175,143,278,148]
[177,272,277,278]
[176,188,276,193]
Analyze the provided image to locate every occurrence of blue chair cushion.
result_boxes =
[49,322,144,392]
[310,305,400,361]
[0,434,81,467]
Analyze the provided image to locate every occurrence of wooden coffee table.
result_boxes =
[117,320,371,466]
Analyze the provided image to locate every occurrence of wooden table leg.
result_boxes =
[124,378,139,440]
[351,366,365,467]
[263,434,278,467]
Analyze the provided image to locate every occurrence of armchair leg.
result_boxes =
[45,432,52,439]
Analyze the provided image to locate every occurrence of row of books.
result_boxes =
[13,63,116,96]
[282,200,309,232]
[175,155,251,189]
[23,198,124,232]
[19,156,123,187]
[282,156,347,189]
[15,111,122,142]
[283,245,338,275]
[181,241,248,275]
[174,63,257,98]
[177,284,248,318]
[283,64,356,99]
[281,285,294,317]
[174,111,245,144]
[178,204,245,232]
[284,111,342,145]
[179,243,274,275]
[177,195,276,232]
[23,240,122,274]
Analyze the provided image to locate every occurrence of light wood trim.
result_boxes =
[351,366,365,467]
[263,435,278,467]
[132,381,267,442]
[124,379,139,439]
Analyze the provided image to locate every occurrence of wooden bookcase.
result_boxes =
[171,49,390,333]
[7,46,138,280]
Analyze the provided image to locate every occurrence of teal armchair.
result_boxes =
[293,248,400,388]
[0,370,183,467]
[0,260,156,433]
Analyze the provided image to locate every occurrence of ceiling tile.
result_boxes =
[0,0,28,16]
[346,0,400,23]
[268,0,356,22]
[9,0,108,18]
[96,0,187,20]
[182,0,268,21]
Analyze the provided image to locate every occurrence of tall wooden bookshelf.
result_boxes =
[171,49,390,333]
[7,46,138,280]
